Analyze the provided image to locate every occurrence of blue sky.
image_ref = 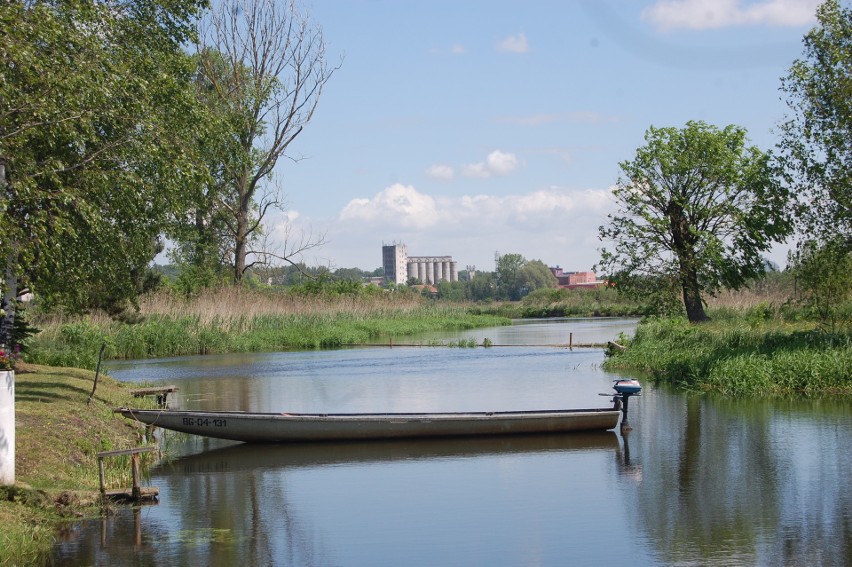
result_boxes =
[265,0,823,273]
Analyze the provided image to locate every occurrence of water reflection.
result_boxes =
[51,319,852,566]
[52,433,638,567]
[157,431,621,473]
[627,388,852,567]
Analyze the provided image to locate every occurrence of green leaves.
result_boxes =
[1,0,208,313]
[598,121,791,322]
[779,0,852,242]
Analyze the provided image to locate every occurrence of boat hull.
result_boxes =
[116,407,622,443]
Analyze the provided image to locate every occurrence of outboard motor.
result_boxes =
[612,379,641,431]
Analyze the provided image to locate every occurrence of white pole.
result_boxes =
[0,370,14,485]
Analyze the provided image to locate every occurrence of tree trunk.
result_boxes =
[682,274,709,323]
[233,231,246,283]
[668,200,709,323]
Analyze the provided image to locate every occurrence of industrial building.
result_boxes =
[549,266,603,289]
[382,243,458,285]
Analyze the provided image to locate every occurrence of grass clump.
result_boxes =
[604,316,852,396]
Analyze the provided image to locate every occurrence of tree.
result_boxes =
[597,121,791,323]
[468,272,496,302]
[778,0,851,330]
[194,0,338,283]
[516,260,558,297]
[779,0,851,243]
[789,239,851,332]
[493,254,556,300]
[495,253,525,300]
[0,0,207,344]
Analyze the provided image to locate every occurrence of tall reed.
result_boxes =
[27,288,510,368]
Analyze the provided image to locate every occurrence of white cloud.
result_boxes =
[451,43,466,54]
[340,183,440,229]
[497,32,529,53]
[643,0,821,31]
[339,184,611,230]
[462,150,520,178]
[425,164,455,181]
[329,184,616,270]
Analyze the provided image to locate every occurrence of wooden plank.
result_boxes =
[130,386,178,397]
[97,446,157,458]
[104,487,159,500]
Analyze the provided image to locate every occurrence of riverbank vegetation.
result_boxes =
[469,286,651,319]
[25,287,511,369]
[604,314,851,397]
[1,365,154,566]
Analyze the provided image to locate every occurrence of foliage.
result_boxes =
[776,0,852,337]
[0,344,19,370]
[0,0,208,318]
[515,285,653,318]
[495,253,556,300]
[789,238,852,333]
[597,121,792,323]
[778,0,852,243]
[27,289,511,366]
[468,272,497,302]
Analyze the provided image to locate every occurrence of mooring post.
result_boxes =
[131,453,141,500]
[98,458,106,496]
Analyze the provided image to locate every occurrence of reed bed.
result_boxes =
[27,288,510,368]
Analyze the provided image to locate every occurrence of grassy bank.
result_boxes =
[604,315,852,396]
[27,288,511,369]
[1,365,155,566]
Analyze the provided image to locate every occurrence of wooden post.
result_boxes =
[98,458,106,496]
[569,333,573,349]
[96,446,158,501]
[131,453,141,500]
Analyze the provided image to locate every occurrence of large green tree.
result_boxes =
[597,121,791,323]
[495,253,556,300]
[0,0,208,344]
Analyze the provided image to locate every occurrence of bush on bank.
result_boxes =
[604,315,852,396]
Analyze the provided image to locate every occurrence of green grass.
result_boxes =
[604,316,852,396]
[2,365,159,566]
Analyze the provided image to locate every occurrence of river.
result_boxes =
[49,318,851,566]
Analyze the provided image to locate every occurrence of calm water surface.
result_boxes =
[49,319,851,566]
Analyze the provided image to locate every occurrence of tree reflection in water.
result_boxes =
[627,386,851,566]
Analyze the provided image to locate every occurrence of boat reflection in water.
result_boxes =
[154,430,623,476]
